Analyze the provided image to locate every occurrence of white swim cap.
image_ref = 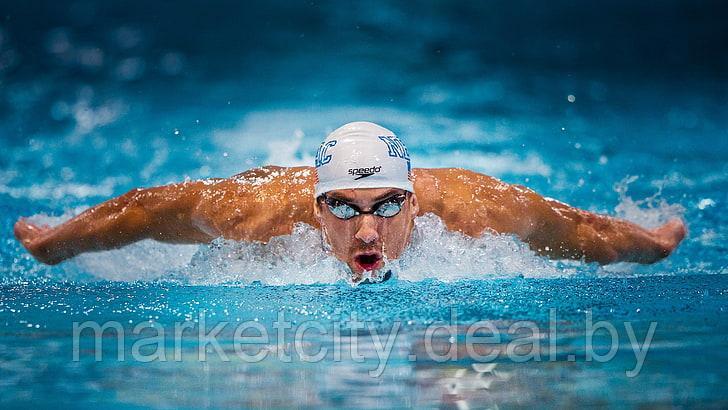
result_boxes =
[314,121,413,197]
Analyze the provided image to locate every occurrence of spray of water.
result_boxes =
[612,175,685,228]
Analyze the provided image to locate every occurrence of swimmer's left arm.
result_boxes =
[419,168,686,264]
[495,181,687,264]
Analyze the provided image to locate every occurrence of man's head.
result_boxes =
[313,121,419,283]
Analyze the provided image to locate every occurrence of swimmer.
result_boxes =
[14,121,686,283]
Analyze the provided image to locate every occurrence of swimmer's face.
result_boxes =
[314,188,419,282]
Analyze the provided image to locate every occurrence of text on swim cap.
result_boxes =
[315,140,337,167]
[348,166,382,180]
[378,135,411,171]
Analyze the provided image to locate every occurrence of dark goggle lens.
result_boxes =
[328,202,358,219]
[373,199,403,217]
[324,194,406,220]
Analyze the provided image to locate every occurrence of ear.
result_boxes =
[409,193,420,217]
[313,198,323,221]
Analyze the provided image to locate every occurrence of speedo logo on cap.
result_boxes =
[348,166,381,180]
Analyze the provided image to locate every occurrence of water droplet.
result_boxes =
[697,198,715,210]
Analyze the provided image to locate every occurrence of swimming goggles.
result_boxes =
[320,193,407,220]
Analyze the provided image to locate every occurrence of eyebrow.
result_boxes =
[328,189,403,204]
[373,190,403,201]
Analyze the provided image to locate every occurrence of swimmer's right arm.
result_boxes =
[14,181,219,265]
[14,166,316,265]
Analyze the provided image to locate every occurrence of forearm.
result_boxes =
[525,198,683,264]
[17,183,214,264]
[33,191,154,262]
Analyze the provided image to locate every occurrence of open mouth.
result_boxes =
[354,252,383,272]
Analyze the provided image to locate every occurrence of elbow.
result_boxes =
[118,187,165,219]
[114,188,148,212]
[102,189,155,242]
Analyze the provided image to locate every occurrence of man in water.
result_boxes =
[14,121,686,283]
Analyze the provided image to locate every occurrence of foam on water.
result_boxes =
[390,214,563,281]
[178,223,343,285]
[171,213,565,285]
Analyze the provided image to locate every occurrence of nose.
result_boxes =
[354,215,379,244]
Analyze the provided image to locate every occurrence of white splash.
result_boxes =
[178,223,344,285]
[167,214,568,285]
[37,212,565,284]
[390,214,564,281]
[73,240,199,282]
[613,175,685,229]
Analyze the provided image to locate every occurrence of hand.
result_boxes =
[651,218,687,258]
[14,218,64,265]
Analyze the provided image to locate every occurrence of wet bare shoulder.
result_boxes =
[412,168,506,211]
[411,167,533,236]
[193,166,318,241]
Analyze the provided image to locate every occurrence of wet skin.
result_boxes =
[14,166,687,275]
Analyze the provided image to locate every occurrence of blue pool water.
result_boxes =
[1,1,727,408]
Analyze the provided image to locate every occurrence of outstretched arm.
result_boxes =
[14,181,217,265]
[15,166,318,265]
[516,192,686,264]
[414,168,686,264]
